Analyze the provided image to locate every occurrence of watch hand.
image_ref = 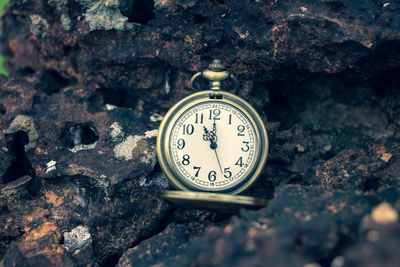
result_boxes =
[203,126,212,142]
[213,119,216,135]
[203,126,217,144]
[210,119,223,173]
[214,149,223,174]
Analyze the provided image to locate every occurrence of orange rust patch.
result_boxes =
[374,144,386,154]
[25,222,58,241]
[357,164,368,171]
[44,191,63,207]
[184,35,193,44]
[380,153,393,163]
[327,202,346,213]
[30,207,50,221]
[248,228,258,238]
[296,144,305,152]
[224,225,233,234]
[284,206,292,213]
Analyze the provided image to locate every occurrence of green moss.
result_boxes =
[0,0,9,76]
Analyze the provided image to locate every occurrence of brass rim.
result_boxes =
[161,190,267,209]
[157,90,268,195]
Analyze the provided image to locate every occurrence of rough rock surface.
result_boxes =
[1,0,400,109]
[1,0,400,266]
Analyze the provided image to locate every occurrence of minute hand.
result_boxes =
[212,119,223,174]
[214,149,223,174]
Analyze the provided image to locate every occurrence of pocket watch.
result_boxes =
[157,60,268,209]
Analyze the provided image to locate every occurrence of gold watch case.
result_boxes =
[156,59,269,209]
[157,90,269,195]
[160,191,268,210]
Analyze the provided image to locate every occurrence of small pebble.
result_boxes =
[380,152,392,163]
[331,256,344,267]
[371,202,398,224]
[296,144,305,152]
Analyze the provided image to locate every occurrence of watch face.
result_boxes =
[168,100,258,192]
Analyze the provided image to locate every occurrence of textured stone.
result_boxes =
[1,0,400,112]
[64,225,92,252]
[165,185,373,266]
[0,175,32,211]
[63,225,95,265]
[1,0,400,266]
[0,222,75,267]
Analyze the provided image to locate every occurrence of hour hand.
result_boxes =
[203,126,217,143]
[213,120,217,135]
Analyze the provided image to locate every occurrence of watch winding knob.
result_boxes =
[190,59,239,92]
[208,59,226,72]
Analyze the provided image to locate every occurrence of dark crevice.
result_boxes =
[35,69,76,94]
[364,175,380,191]
[119,0,155,24]
[256,68,393,131]
[16,67,35,76]
[193,14,208,24]
[97,207,176,267]
[99,253,121,267]
[1,130,38,195]
[97,87,138,109]
[0,103,6,115]
[96,186,238,267]
[371,66,400,98]
[0,235,19,259]
[58,235,65,245]
[286,176,305,185]
[237,39,246,48]
[59,122,99,149]
[2,131,29,184]
[126,208,175,246]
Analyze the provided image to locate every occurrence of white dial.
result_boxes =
[169,101,258,191]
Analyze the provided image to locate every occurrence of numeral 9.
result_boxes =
[177,139,185,150]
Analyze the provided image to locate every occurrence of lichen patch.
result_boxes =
[61,14,71,31]
[5,115,39,149]
[145,129,158,138]
[110,122,123,140]
[113,135,142,160]
[29,15,49,37]
[69,142,97,153]
[81,0,129,31]
[150,113,163,122]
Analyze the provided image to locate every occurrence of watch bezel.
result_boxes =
[157,90,268,195]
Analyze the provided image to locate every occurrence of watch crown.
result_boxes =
[208,59,226,72]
